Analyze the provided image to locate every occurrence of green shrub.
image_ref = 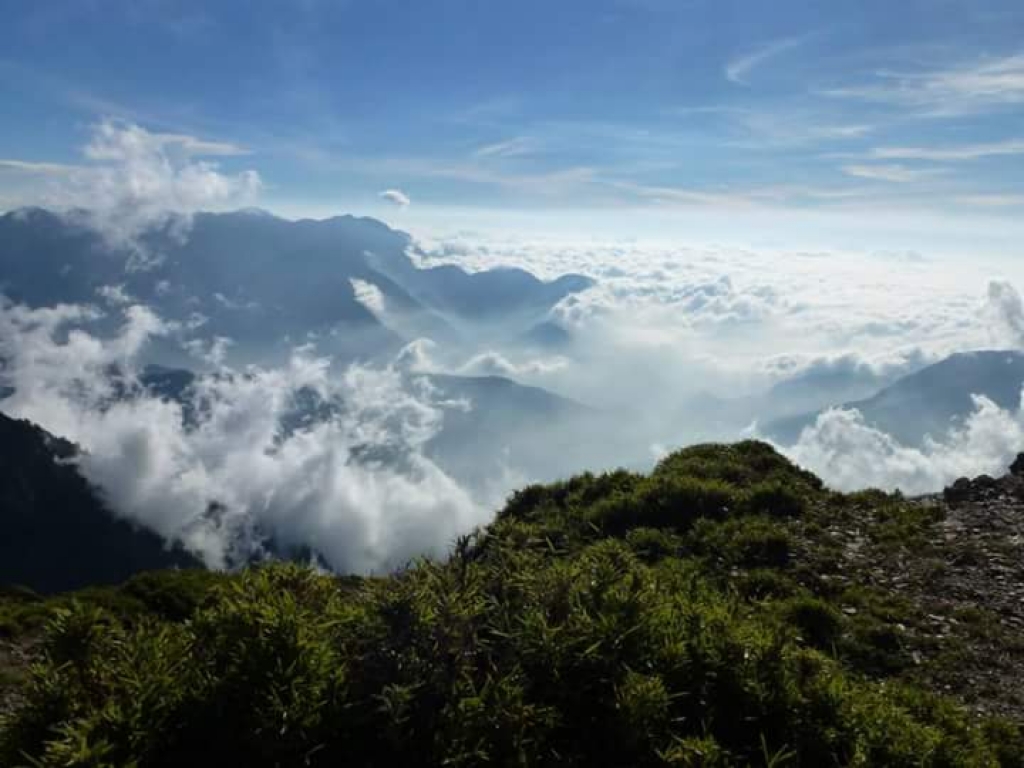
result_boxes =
[734,568,800,601]
[1,440,1018,766]
[688,516,792,569]
[742,481,808,518]
[588,476,737,534]
[654,440,823,493]
[625,527,684,562]
[119,568,227,621]
[780,596,843,650]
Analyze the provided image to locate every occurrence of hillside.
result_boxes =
[0,412,200,593]
[0,209,592,363]
[2,442,1023,766]
[765,351,1024,446]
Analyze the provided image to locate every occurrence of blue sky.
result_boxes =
[2,0,1024,236]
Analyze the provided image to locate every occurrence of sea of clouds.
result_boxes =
[408,229,1024,496]
[5,121,1024,573]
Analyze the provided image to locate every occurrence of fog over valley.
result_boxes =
[1,124,1024,573]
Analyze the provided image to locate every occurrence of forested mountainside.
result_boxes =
[0,412,200,593]
[2,441,1024,766]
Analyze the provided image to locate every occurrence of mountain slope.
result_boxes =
[764,350,1024,445]
[420,372,597,487]
[2,441,1023,765]
[0,411,200,592]
[0,209,592,362]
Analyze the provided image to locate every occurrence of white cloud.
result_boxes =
[7,120,261,269]
[0,297,486,573]
[725,36,807,85]
[724,108,874,149]
[350,278,386,315]
[84,124,249,159]
[783,396,1024,494]
[183,335,233,367]
[823,52,1024,116]
[379,188,411,208]
[457,350,569,378]
[409,230,1003,422]
[394,338,439,373]
[97,284,133,306]
[986,279,1024,348]
[473,137,537,159]
[0,159,79,175]
[868,139,1024,162]
[841,164,943,183]
[757,348,930,389]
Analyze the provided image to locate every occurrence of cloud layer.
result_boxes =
[0,296,484,573]
[2,203,1022,578]
[785,395,1024,495]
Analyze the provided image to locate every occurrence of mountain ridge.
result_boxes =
[2,440,1023,764]
[0,208,593,364]
[764,350,1024,445]
[0,410,200,593]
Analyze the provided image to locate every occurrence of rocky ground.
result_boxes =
[0,636,35,720]
[794,458,1024,722]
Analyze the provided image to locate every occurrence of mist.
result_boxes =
[0,297,485,572]
[4,121,1024,574]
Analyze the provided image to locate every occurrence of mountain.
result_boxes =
[763,350,1024,445]
[0,411,200,592]
[3,441,1023,763]
[672,361,911,441]
[420,373,597,487]
[0,208,593,363]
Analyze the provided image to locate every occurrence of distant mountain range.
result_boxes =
[0,411,200,592]
[0,208,592,363]
[763,351,1024,445]
[420,373,597,488]
[674,360,910,440]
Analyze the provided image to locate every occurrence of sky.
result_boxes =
[2,0,1024,251]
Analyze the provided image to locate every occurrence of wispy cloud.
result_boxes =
[328,153,598,198]
[725,35,807,85]
[473,136,538,159]
[823,52,1024,116]
[722,108,873,148]
[0,159,78,175]
[955,193,1024,208]
[841,164,944,183]
[602,178,874,208]
[869,139,1024,162]
[85,121,250,159]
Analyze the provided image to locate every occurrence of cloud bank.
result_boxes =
[10,120,261,268]
[785,395,1024,495]
[986,279,1024,349]
[406,228,1024,493]
[0,296,484,573]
